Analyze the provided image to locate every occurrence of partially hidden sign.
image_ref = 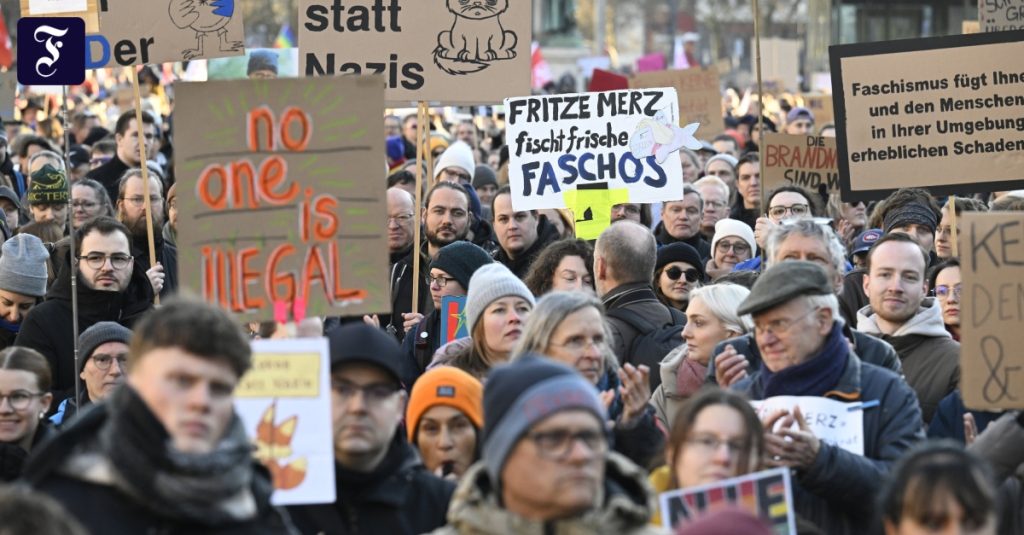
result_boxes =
[504,88,698,212]
[762,133,839,196]
[235,338,335,505]
[830,31,1024,201]
[752,395,865,456]
[630,67,725,139]
[20,0,99,33]
[299,0,530,104]
[85,0,245,68]
[659,468,797,535]
[981,0,1024,32]
[439,295,468,346]
[173,76,391,321]
[960,212,1024,410]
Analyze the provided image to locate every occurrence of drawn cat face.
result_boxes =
[447,0,508,20]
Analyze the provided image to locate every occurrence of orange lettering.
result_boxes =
[198,165,229,210]
[229,160,259,209]
[248,106,275,152]
[267,244,296,302]
[301,245,330,303]
[329,241,369,303]
[201,247,215,301]
[238,247,265,311]
[280,107,311,152]
[313,195,339,240]
[259,156,297,205]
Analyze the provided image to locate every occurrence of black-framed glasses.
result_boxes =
[767,204,810,219]
[426,274,456,288]
[77,253,133,270]
[715,240,751,255]
[665,266,700,283]
[91,352,129,371]
[0,390,45,411]
[934,284,962,301]
[331,379,400,403]
[527,428,607,460]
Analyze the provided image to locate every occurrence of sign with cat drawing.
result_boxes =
[504,88,701,215]
[299,0,530,104]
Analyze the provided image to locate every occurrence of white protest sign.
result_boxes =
[504,88,698,212]
[27,0,86,15]
[752,396,865,456]
[234,338,336,505]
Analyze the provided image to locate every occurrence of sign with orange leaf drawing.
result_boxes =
[235,338,335,505]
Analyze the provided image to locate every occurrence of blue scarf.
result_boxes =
[758,322,847,398]
[0,318,20,333]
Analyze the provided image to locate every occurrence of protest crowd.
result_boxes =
[0,7,1023,535]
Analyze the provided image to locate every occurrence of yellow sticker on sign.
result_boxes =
[563,188,630,240]
[236,353,322,398]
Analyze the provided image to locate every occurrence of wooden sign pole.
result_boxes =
[411,102,428,315]
[129,67,159,305]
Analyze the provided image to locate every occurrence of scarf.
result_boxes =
[0,318,19,333]
[758,322,847,398]
[675,356,707,398]
[99,386,257,526]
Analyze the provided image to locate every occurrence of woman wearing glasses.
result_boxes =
[653,243,705,313]
[928,258,962,341]
[706,218,756,280]
[70,179,115,230]
[513,291,664,469]
[0,347,54,481]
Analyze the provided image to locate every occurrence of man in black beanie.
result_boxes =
[26,164,70,229]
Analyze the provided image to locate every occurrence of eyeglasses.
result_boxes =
[767,204,810,219]
[386,213,414,225]
[77,253,133,270]
[550,335,607,353]
[934,284,962,301]
[72,200,98,210]
[753,307,819,337]
[331,380,400,403]
[686,434,747,457]
[426,274,456,288]
[91,352,129,371]
[704,200,727,210]
[716,240,751,255]
[527,428,607,460]
[665,266,700,283]
[0,390,45,411]
[121,195,163,207]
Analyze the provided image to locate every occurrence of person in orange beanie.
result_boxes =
[406,366,483,480]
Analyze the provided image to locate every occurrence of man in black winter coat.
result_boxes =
[16,217,154,404]
[289,324,454,535]
[85,109,157,203]
[491,187,560,280]
[654,185,712,262]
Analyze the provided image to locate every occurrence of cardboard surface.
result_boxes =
[960,212,1024,410]
[800,92,834,127]
[299,0,530,105]
[755,38,801,92]
[762,133,839,196]
[829,31,1024,201]
[630,67,724,139]
[0,72,17,122]
[173,75,391,321]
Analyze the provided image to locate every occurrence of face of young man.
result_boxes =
[116,119,157,166]
[493,193,539,258]
[863,240,928,332]
[78,230,134,292]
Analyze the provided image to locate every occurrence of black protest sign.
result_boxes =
[829,30,1024,202]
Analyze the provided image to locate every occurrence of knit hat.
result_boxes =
[430,241,493,291]
[0,186,20,211]
[0,234,49,297]
[704,153,738,173]
[465,263,535,330]
[883,201,938,234]
[482,355,606,490]
[656,242,705,281]
[737,261,832,316]
[711,218,757,258]
[406,366,483,441]
[27,164,69,205]
[472,164,498,190]
[433,141,475,181]
[787,106,814,124]
[327,323,404,385]
[247,49,279,75]
[77,321,132,373]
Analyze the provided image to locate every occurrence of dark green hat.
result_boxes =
[27,164,69,205]
[736,261,832,317]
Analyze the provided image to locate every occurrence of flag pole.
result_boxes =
[63,84,81,414]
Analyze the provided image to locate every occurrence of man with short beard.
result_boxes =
[116,169,177,297]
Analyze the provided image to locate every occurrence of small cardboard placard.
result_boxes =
[0,72,17,122]
[235,338,335,505]
[959,212,1024,410]
[298,0,530,105]
[439,295,468,346]
[659,468,797,535]
[762,133,840,197]
[829,30,1024,201]
[630,66,725,139]
[21,0,99,33]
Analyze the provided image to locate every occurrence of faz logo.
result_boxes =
[17,17,86,86]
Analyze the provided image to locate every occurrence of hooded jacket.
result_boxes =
[493,215,560,280]
[857,298,959,423]
[428,452,668,535]
[15,259,154,404]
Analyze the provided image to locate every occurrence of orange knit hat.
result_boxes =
[405,366,484,442]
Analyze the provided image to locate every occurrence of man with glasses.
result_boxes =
[289,323,455,534]
[857,233,959,424]
[17,217,154,404]
[730,261,923,535]
[86,110,158,203]
[694,175,730,241]
[374,187,428,340]
[49,322,132,427]
[432,355,659,534]
[117,169,176,297]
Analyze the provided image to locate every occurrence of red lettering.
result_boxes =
[198,164,229,210]
[313,195,339,240]
[238,247,265,311]
[280,107,311,152]
[267,244,296,302]
[247,106,275,152]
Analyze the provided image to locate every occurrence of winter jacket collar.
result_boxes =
[653,222,708,252]
[493,216,560,276]
[602,282,660,310]
[856,298,951,340]
[334,431,425,507]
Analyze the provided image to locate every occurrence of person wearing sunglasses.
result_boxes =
[653,243,705,314]
[49,322,132,428]
[707,218,756,281]
[0,347,54,482]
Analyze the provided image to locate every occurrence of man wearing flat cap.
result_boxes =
[730,261,923,535]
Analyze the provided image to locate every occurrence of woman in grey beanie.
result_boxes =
[0,234,50,350]
[429,264,535,380]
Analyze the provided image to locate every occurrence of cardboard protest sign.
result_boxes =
[504,88,699,216]
[754,38,800,92]
[208,48,300,80]
[173,76,391,321]
[84,0,245,69]
[630,67,724,139]
[829,31,1024,202]
[0,72,17,122]
[981,0,1024,32]
[21,0,99,32]
[752,396,865,455]
[959,212,1024,410]
[659,468,797,535]
[800,93,834,126]
[299,0,529,105]
[235,338,335,505]
[439,295,468,346]
[762,133,839,196]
